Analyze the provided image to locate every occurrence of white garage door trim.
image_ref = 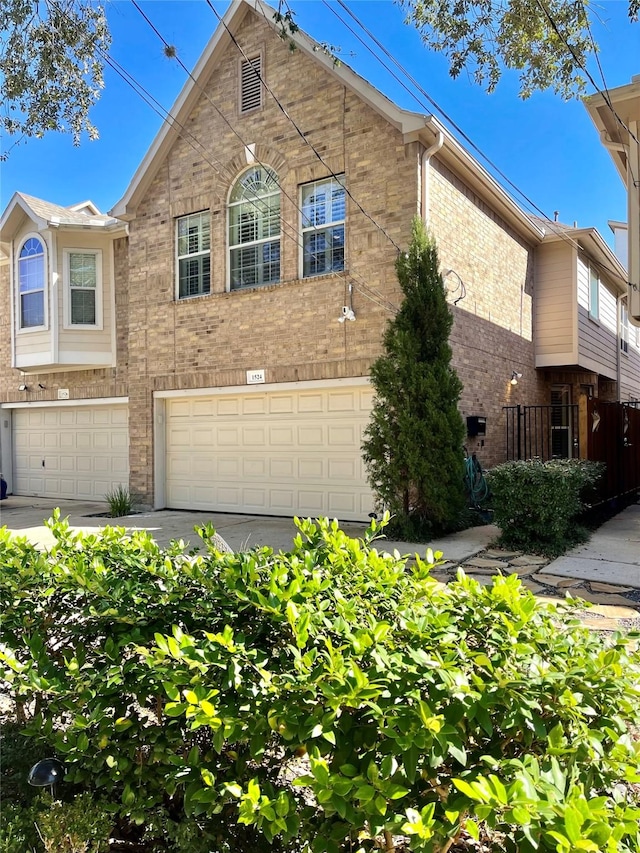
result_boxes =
[156,379,375,521]
[9,398,129,501]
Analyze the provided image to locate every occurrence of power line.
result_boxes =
[205,0,403,253]
[129,0,405,310]
[323,0,635,289]
[536,0,640,149]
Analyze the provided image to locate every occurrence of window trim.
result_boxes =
[588,266,600,321]
[299,175,346,279]
[175,211,212,300]
[16,233,48,333]
[227,166,281,292]
[62,248,103,330]
[621,301,629,355]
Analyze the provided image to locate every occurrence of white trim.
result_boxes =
[175,211,211,300]
[62,247,104,329]
[1,396,129,410]
[153,397,166,509]
[9,238,16,368]
[153,376,371,401]
[15,231,49,333]
[109,240,117,367]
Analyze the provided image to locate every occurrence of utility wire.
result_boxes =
[206,0,403,253]
[130,0,403,309]
[325,0,636,290]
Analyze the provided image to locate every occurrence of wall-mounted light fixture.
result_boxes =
[510,371,523,386]
[38,383,46,390]
[18,384,29,392]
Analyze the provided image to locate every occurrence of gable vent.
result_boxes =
[241,56,262,113]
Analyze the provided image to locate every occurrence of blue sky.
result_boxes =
[1,0,639,248]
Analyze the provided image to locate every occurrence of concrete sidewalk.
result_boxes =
[1,496,638,627]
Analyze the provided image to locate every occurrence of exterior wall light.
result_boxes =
[18,384,29,392]
[510,371,523,386]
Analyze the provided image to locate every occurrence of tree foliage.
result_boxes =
[1,513,639,852]
[401,0,638,99]
[0,0,109,157]
[362,217,466,538]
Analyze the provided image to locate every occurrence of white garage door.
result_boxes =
[165,385,376,521]
[13,405,129,500]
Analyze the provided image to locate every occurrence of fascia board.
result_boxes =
[543,226,628,295]
[410,117,544,244]
[0,193,48,241]
[109,0,429,220]
[110,1,252,220]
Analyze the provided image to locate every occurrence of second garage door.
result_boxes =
[165,384,375,521]
[13,404,129,500]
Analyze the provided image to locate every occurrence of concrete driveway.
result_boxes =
[0,495,498,558]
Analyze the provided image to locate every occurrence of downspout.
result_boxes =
[421,122,444,228]
[617,293,623,402]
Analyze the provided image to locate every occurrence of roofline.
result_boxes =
[409,116,544,243]
[109,0,541,242]
[109,0,431,220]
[540,224,628,294]
[0,192,127,242]
[584,76,640,187]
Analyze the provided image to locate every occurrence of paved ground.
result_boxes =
[1,495,639,630]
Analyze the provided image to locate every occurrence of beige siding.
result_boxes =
[534,242,576,366]
[577,305,617,379]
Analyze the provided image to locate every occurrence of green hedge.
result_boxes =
[1,510,638,853]
[487,458,603,556]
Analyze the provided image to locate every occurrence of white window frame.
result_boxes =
[176,212,211,300]
[300,175,346,278]
[63,248,103,329]
[228,166,281,291]
[16,233,48,332]
[588,266,600,320]
[621,301,629,354]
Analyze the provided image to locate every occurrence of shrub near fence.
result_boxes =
[487,458,603,557]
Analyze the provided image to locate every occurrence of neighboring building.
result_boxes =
[1,0,638,519]
[585,74,640,321]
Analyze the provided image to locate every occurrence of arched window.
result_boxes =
[228,166,280,290]
[18,237,45,328]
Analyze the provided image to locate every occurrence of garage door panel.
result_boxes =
[13,405,129,501]
[270,458,294,478]
[166,386,374,521]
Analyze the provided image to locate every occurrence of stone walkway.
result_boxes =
[429,545,640,632]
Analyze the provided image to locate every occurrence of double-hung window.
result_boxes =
[18,237,45,328]
[177,212,211,299]
[301,176,345,277]
[228,166,280,290]
[589,266,600,320]
[65,250,101,327]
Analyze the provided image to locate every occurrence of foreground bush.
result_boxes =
[487,458,603,556]
[0,512,639,852]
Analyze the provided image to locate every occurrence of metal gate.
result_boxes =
[504,404,579,462]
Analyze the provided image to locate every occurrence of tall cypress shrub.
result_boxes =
[362,217,466,538]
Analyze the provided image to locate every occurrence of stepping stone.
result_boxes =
[459,564,501,575]
[521,580,546,594]
[464,557,509,569]
[465,574,496,586]
[508,564,539,577]
[590,581,635,594]
[509,555,549,566]
[564,589,638,608]
[484,549,522,559]
[533,573,582,588]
